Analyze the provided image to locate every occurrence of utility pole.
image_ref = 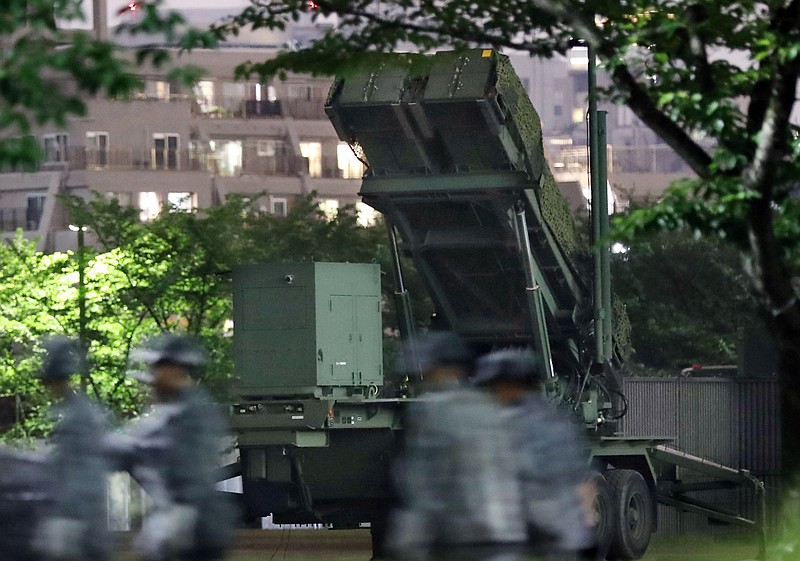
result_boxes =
[70,224,89,390]
[93,0,108,41]
[586,41,613,364]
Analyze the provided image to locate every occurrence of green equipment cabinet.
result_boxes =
[233,262,383,398]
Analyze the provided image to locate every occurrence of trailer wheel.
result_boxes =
[590,472,615,559]
[605,469,654,560]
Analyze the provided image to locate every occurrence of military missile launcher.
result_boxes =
[229,50,765,560]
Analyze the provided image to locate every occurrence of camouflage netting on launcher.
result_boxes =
[495,55,581,257]
[496,54,632,361]
[613,296,632,362]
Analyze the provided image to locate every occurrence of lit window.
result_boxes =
[337,143,365,179]
[271,197,288,217]
[86,131,109,168]
[139,192,160,221]
[144,80,170,100]
[193,80,215,113]
[207,139,242,177]
[257,140,277,156]
[222,82,246,114]
[319,199,339,220]
[299,142,322,177]
[167,192,196,212]
[357,202,377,227]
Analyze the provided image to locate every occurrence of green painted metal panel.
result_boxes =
[233,262,382,398]
[359,171,532,194]
[326,294,356,385]
[356,295,383,385]
[337,65,406,104]
[423,49,495,100]
[234,263,318,396]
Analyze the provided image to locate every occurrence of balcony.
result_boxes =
[0,207,40,232]
[16,147,361,180]
[548,144,695,175]
[190,98,328,120]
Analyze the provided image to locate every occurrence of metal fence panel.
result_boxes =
[678,379,738,467]
[738,379,781,475]
[619,379,679,440]
[620,376,779,537]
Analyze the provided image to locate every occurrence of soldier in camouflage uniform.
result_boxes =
[386,332,527,561]
[111,334,236,561]
[473,348,596,561]
[32,336,112,561]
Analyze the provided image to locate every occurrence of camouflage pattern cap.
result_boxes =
[131,333,207,374]
[472,347,539,386]
[40,336,84,380]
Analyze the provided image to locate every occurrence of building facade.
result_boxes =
[0,45,372,252]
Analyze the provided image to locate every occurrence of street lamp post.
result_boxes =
[573,38,613,364]
[69,224,88,389]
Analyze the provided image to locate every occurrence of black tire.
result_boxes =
[589,472,616,560]
[604,469,655,560]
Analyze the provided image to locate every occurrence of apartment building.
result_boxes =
[0,45,372,252]
[510,50,697,208]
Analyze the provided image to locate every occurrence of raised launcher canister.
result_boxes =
[326,47,629,430]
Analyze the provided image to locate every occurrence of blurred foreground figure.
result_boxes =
[0,443,51,560]
[32,336,112,561]
[473,349,596,561]
[113,334,236,561]
[386,332,527,561]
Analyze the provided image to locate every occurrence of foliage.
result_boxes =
[0,234,68,437]
[0,193,401,438]
[64,192,399,396]
[0,0,134,168]
[612,229,760,374]
[775,487,800,561]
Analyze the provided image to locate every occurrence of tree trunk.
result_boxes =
[772,322,800,486]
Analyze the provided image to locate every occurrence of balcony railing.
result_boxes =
[610,146,691,174]
[547,144,694,175]
[0,207,40,232]
[15,143,693,179]
[191,98,329,120]
[19,147,360,179]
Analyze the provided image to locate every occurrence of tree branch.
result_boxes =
[605,61,713,178]
[743,0,800,351]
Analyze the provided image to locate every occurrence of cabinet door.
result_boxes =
[326,295,356,385]
[355,295,383,385]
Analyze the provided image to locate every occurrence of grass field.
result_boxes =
[639,535,761,561]
[211,530,764,561]
[113,529,767,561]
